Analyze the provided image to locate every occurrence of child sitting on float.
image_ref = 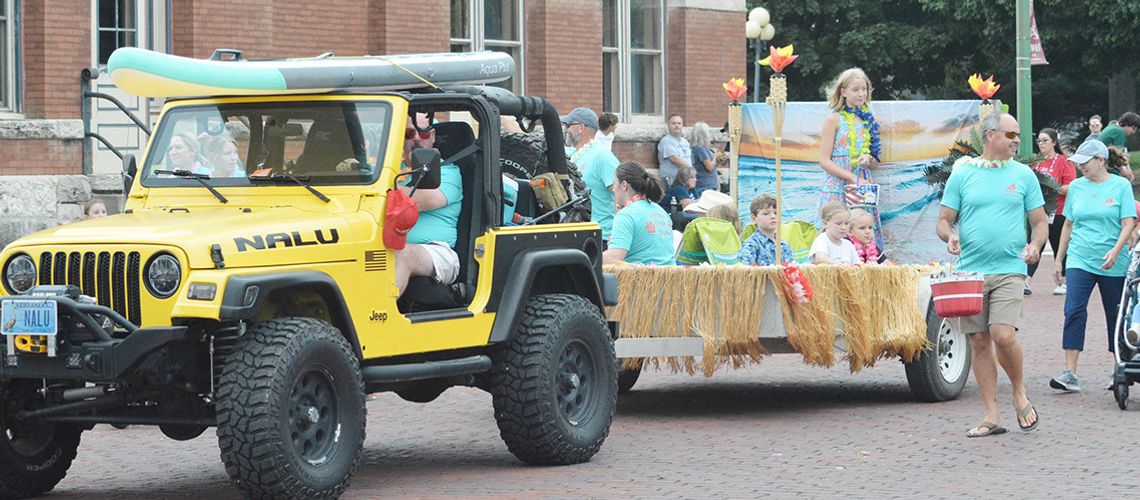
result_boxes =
[737,194,793,266]
[810,201,860,264]
[846,208,890,264]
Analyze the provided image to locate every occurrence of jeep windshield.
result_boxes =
[141,100,392,187]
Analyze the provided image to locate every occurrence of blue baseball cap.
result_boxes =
[559,107,599,130]
[1070,139,1108,164]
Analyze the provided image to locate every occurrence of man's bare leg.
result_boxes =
[394,244,437,297]
[968,330,1001,435]
[992,323,1036,428]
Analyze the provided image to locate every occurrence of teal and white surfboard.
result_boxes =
[107,47,515,98]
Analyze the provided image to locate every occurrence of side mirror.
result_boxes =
[404,148,442,191]
[122,154,138,196]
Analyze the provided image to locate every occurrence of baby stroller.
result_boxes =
[1111,246,1140,409]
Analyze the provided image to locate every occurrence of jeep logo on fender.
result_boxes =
[234,229,339,252]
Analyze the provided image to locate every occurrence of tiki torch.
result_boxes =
[723,78,747,208]
[760,45,797,265]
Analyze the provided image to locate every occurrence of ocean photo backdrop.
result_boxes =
[736,100,983,264]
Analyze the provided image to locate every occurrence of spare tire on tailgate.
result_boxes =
[499,132,591,223]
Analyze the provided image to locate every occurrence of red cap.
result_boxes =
[384,189,419,250]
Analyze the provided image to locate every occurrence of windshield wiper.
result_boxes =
[154,169,228,204]
[248,173,330,203]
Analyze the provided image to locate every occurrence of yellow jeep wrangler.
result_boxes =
[0,49,618,499]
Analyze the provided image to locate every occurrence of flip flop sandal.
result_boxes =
[966,421,1007,438]
[1015,400,1040,432]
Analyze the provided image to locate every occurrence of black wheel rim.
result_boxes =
[4,422,55,457]
[556,338,597,425]
[2,385,56,457]
[289,368,339,465]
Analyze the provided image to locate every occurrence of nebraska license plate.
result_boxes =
[1,299,58,336]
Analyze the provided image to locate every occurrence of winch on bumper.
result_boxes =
[0,285,190,382]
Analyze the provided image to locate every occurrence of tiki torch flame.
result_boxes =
[723,77,748,102]
[759,45,798,74]
[968,73,1000,100]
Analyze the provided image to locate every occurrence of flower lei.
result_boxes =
[847,235,879,264]
[569,139,597,165]
[840,106,882,162]
[974,158,1009,170]
[780,261,813,304]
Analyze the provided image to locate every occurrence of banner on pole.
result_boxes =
[737,100,982,264]
[1030,3,1049,65]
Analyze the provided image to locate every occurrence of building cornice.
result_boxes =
[666,0,746,12]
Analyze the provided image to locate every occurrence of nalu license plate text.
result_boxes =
[1,299,58,336]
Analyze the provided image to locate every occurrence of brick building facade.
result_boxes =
[0,0,744,245]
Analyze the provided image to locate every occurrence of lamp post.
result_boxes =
[745,7,776,103]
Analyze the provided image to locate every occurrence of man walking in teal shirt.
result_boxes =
[937,112,1047,437]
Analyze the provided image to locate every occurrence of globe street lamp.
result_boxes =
[745,7,776,103]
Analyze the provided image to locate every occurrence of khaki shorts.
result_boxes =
[421,241,460,285]
[955,273,1025,334]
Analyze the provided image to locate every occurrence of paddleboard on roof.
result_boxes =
[106,47,515,98]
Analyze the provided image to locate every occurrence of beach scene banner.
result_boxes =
[737,100,981,264]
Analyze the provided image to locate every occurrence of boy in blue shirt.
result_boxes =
[738,194,793,266]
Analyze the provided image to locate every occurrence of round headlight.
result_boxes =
[145,253,181,298]
[3,254,37,294]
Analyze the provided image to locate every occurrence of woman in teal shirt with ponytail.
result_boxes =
[1050,140,1136,392]
[603,161,675,266]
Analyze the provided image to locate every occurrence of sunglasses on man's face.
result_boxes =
[405,128,433,140]
[993,130,1020,140]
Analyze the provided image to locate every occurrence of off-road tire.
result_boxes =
[489,294,616,465]
[905,304,971,402]
[499,132,591,222]
[216,317,365,499]
[0,379,83,499]
[617,361,642,394]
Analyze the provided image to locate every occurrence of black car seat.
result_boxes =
[295,117,361,174]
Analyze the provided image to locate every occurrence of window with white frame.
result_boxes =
[603,0,664,119]
[97,0,137,65]
[450,0,524,94]
[0,0,16,113]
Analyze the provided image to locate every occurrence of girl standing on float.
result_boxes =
[817,68,882,222]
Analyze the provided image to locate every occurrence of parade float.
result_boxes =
[606,45,977,402]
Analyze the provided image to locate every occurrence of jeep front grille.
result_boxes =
[37,250,143,326]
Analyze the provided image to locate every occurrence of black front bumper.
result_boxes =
[1,295,190,382]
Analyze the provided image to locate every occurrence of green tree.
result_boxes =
[746,0,1140,136]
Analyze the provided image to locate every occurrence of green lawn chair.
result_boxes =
[676,217,742,265]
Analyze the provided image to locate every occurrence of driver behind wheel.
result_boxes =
[392,113,464,298]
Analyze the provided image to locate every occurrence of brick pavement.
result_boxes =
[49,256,1139,498]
